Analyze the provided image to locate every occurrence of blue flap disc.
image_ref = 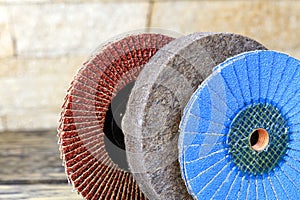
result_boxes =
[178,50,300,200]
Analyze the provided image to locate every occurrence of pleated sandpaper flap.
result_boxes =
[179,50,300,200]
[58,33,174,200]
[122,32,266,199]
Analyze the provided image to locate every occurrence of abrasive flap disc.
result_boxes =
[122,32,266,199]
[58,33,174,200]
[179,50,300,200]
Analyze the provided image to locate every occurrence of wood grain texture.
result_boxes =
[0,131,81,199]
[0,184,81,200]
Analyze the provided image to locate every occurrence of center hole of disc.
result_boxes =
[250,128,269,152]
[103,81,135,172]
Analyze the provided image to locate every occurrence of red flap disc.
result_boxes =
[58,33,174,200]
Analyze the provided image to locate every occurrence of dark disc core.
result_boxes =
[104,81,135,171]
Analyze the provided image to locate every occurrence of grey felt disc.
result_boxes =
[122,32,267,200]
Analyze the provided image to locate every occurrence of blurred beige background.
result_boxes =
[0,0,299,132]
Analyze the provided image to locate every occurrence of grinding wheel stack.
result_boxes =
[58,31,300,200]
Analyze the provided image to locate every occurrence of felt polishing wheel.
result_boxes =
[179,50,300,200]
[122,32,267,199]
[58,33,174,200]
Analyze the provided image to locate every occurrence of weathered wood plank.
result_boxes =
[0,184,82,199]
[0,131,82,199]
[0,131,66,183]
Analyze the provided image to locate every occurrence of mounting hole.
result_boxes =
[103,82,135,171]
[250,128,269,152]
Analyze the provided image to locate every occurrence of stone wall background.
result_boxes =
[0,0,299,132]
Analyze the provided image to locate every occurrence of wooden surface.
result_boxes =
[0,131,82,199]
